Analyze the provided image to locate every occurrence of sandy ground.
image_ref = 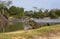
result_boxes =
[2,30,60,39]
[3,30,25,34]
[3,30,32,34]
[34,33,60,39]
[11,34,60,39]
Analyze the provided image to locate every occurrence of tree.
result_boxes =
[33,7,44,18]
[55,9,60,16]
[43,9,49,17]
[9,6,24,19]
[34,9,44,18]
[9,6,17,15]
[49,9,59,19]
[0,0,12,32]
[16,7,24,19]
[0,0,12,14]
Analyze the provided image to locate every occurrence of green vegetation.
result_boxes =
[0,1,60,19]
[0,0,12,16]
[0,22,25,32]
[0,24,60,39]
[7,22,24,32]
[8,6,60,19]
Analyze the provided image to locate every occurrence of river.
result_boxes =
[0,19,60,32]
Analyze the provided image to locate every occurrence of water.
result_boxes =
[0,21,32,32]
[34,19,60,23]
[8,22,32,30]
[0,19,60,32]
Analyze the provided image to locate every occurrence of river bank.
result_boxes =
[0,24,60,39]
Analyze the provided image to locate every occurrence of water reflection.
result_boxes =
[7,22,25,32]
[0,21,32,32]
[24,25,32,30]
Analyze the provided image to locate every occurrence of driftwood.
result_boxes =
[28,20,52,29]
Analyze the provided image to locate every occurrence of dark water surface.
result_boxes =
[0,21,32,32]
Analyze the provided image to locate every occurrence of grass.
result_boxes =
[0,24,60,39]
